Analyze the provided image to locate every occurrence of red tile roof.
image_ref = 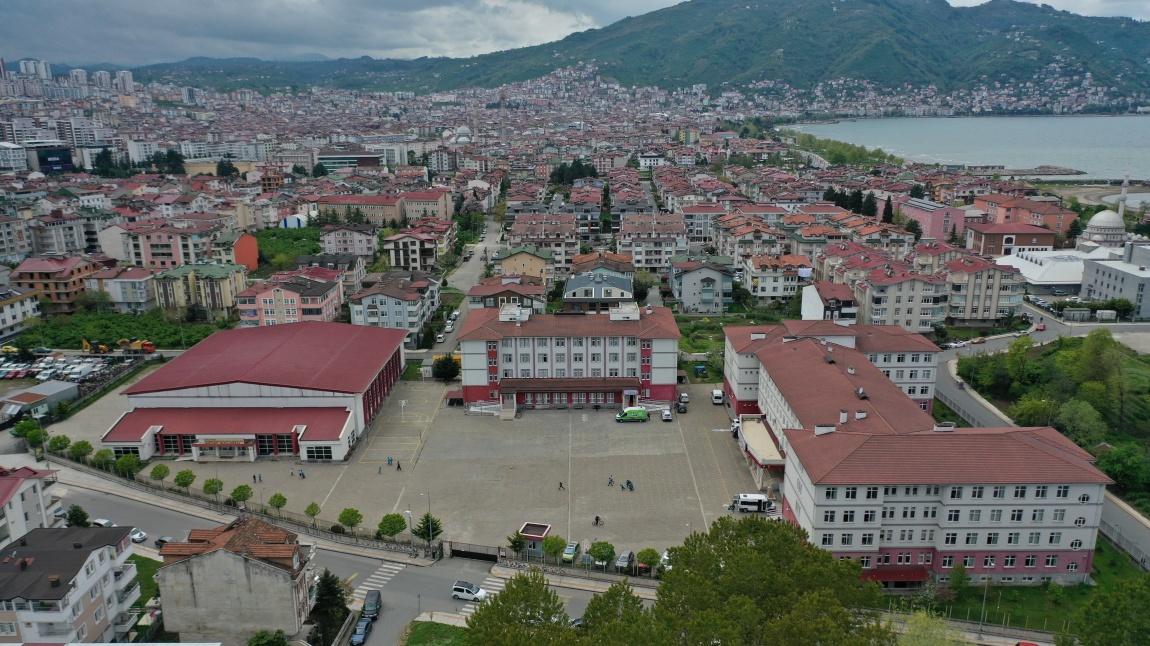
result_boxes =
[458,307,680,342]
[103,407,351,443]
[124,322,405,395]
[0,466,56,507]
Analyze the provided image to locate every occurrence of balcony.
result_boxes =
[113,562,137,588]
[36,623,75,638]
[113,611,140,634]
[117,579,141,606]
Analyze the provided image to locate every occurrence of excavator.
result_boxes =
[81,338,110,354]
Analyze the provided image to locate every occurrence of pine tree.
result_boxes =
[882,196,895,223]
[862,192,878,218]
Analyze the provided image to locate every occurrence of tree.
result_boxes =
[905,218,923,241]
[948,562,970,598]
[92,448,115,469]
[587,541,615,569]
[309,570,349,646]
[115,454,142,477]
[542,535,567,564]
[311,163,328,177]
[268,492,288,515]
[580,580,659,644]
[633,270,656,304]
[338,508,364,533]
[163,149,185,174]
[507,530,526,555]
[861,191,878,218]
[247,629,289,646]
[1068,217,1085,239]
[174,469,196,492]
[636,548,661,576]
[1004,335,1036,387]
[1011,393,1060,427]
[305,502,321,526]
[848,189,864,213]
[909,184,926,199]
[1067,574,1150,645]
[22,426,46,450]
[291,164,309,176]
[216,158,239,178]
[1054,399,1108,446]
[68,440,93,462]
[47,434,71,453]
[882,196,894,223]
[66,504,90,528]
[465,569,571,643]
[947,224,960,245]
[1096,444,1150,492]
[414,512,443,544]
[653,516,890,644]
[431,355,460,382]
[203,477,224,501]
[149,464,170,490]
[230,484,254,506]
[377,513,406,539]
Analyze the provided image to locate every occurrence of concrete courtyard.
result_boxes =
[47,373,758,555]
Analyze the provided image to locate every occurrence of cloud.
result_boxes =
[0,0,1144,67]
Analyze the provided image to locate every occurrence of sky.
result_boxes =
[0,0,1146,67]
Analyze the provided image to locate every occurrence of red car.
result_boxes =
[1035,323,1046,331]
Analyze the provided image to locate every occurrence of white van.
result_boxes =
[711,389,724,405]
[731,493,773,513]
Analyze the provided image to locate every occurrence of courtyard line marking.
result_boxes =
[676,413,709,529]
[409,384,449,468]
[567,410,573,537]
[391,485,406,513]
[704,419,733,505]
[345,573,359,585]
[320,464,350,509]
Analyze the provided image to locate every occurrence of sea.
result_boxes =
[792,115,1150,190]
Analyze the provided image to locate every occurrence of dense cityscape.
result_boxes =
[2,2,1150,645]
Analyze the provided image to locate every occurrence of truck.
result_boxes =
[118,339,156,355]
[82,339,110,354]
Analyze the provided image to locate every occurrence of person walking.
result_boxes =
[378,465,382,474]
[290,468,295,477]
[396,461,402,471]
[252,474,257,483]
[559,481,565,490]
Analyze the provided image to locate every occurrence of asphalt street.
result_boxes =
[54,485,595,645]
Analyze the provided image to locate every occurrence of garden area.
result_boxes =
[403,621,467,646]
[957,330,1150,515]
[129,554,162,606]
[933,317,1031,343]
[254,227,321,274]
[675,310,784,355]
[18,310,223,349]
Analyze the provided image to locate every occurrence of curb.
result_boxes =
[489,565,659,600]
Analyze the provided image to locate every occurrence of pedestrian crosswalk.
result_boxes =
[458,576,506,617]
[349,561,406,605]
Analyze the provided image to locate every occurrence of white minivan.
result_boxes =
[711,389,724,405]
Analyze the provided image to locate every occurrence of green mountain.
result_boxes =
[133,0,1150,93]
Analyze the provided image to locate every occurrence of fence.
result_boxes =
[497,553,660,589]
[885,608,1056,643]
[330,609,360,646]
[43,454,438,556]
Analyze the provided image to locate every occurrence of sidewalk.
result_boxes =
[488,564,659,600]
[4,452,432,566]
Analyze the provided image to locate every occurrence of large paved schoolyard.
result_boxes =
[49,375,759,555]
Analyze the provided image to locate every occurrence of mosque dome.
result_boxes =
[1087,209,1124,230]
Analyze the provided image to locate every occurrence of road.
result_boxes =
[54,484,594,645]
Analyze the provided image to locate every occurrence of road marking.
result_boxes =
[391,485,406,512]
[349,562,407,603]
[345,573,359,585]
[319,464,350,509]
[675,408,709,529]
[458,576,506,616]
[567,411,573,537]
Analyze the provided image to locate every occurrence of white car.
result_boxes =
[436,333,446,343]
[661,409,673,422]
[92,518,115,527]
[129,528,148,543]
[452,580,488,602]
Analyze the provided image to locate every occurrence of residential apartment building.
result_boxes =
[618,214,688,271]
[0,286,39,339]
[321,224,379,258]
[467,275,547,313]
[975,194,1077,236]
[116,221,219,270]
[561,273,634,312]
[237,274,343,327]
[156,518,315,646]
[0,216,31,263]
[382,232,440,273]
[755,339,1108,587]
[670,261,733,313]
[680,204,727,249]
[457,303,681,409]
[507,214,579,275]
[11,256,102,314]
[295,254,366,296]
[153,263,248,319]
[0,465,61,549]
[945,256,1025,323]
[800,282,859,324]
[570,251,635,278]
[493,247,553,282]
[895,197,973,241]
[0,526,141,643]
[26,213,93,256]
[210,231,259,272]
[715,219,786,261]
[82,267,155,313]
[853,268,947,333]
[742,254,812,302]
[348,271,441,347]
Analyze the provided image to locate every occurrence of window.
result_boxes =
[993,485,1006,499]
[1008,532,1020,545]
[1049,532,1062,545]
[845,486,857,499]
[963,555,975,568]
[965,532,978,545]
[1053,509,1066,522]
[824,510,836,523]
[944,533,957,545]
[920,529,935,541]
[969,509,981,522]
[305,446,333,461]
[905,486,919,496]
[841,534,853,546]
[897,553,911,565]
[987,532,999,545]
[900,530,913,542]
[1045,555,1059,567]
[863,510,876,523]
[983,555,996,568]
[1068,562,1079,572]
[884,486,897,496]
[1033,509,1045,522]
[947,509,960,522]
[859,555,871,568]
[1079,493,1092,503]
[882,506,895,520]
[1025,555,1037,568]
[825,487,838,500]
[821,533,833,546]
[882,530,893,542]
[1004,555,1016,568]
[1011,509,1023,522]
[1014,486,1028,499]
[866,486,879,499]
[942,555,954,568]
[1056,485,1070,498]
[990,509,1003,522]
[843,511,855,523]
[970,486,984,499]
[1074,516,1087,527]
[924,506,938,519]
[1070,539,1083,549]
[950,486,963,499]
[1028,532,1041,545]
[1035,485,1048,498]
[926,485,940,496]
[902,506,916,519]
[861,533,875,545]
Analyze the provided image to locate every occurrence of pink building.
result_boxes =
[237,271,343,327]
[121,220,220,269]
[895,196,974,242]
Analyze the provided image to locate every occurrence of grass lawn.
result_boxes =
[129,554,162,606]
[676,311,782,354]
[403,621,467,645]
[931,399,971,427]
[402,359,424,381]
[931,537,1143,633]
[939,318,1030,342]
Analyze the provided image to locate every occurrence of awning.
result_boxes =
[499,377,640,393]
[623,389,639,396]
[193,440,254,448]
[861,566,929,582]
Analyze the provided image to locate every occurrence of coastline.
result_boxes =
[791,112,1149,127]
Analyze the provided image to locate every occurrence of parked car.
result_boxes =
[129,528,148,543]
[562,541,580,564]
[711,389,724,405]
[154,536,174,548]
[676,401,688,414]
[435,333,446,343]
[678,392,689,404]
[92,518,115,527]
[614,550,635,573]
[349,617,373,646]
[1035,323,1046,332]
[452,580,489,602]
[971,337,987,345]
[362,589,382,620]
[615,407,649,423]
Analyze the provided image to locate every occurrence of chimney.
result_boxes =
[846,366,856,375]
[855,387,868,400]
[49,575,60,587]
[855,409,868,420]
[73,542,83,549]
[838,409,848,424]
[814,424,836,436]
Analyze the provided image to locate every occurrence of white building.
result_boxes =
[0,465,62,549]
[0,142,27,171]
[348,271,441,347]
[618,214,688,270]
